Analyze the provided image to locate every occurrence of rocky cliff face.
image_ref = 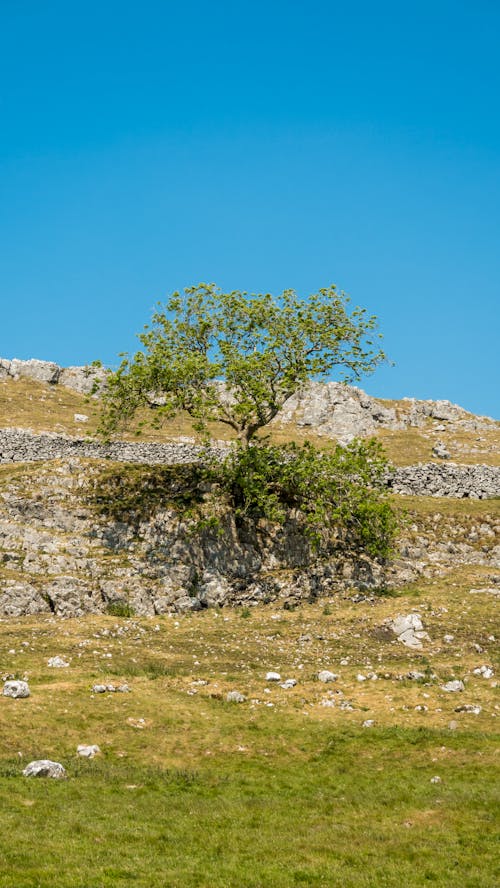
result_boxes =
[0,458,498,618]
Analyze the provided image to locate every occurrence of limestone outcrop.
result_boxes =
[1,356,497,439]
[0,458,498,617]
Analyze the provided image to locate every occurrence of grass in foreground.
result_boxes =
[0,570,498,887]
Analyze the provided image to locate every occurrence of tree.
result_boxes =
[99,283,387,444]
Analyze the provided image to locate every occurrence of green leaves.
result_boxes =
[209,439,398,560]
[98,283,387,443]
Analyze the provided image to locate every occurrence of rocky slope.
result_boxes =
[0,357,498,617]
[0,458,498,617]
[1,356,498,442]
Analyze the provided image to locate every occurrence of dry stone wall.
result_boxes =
[0,427,499,499]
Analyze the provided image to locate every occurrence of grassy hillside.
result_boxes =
[2,376,499,466]
[0,568,498,887]
[0,376,498,886]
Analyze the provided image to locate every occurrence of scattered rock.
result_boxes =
[226,690,246,703]
[432,442,451,460]
[280,679,297,689]
[362,719,375,728]
[47,656,69,668]
[389,613,430,649]
[77,744,100,758]
[441,680,465,693]
[473,665,494,679]
[455,704,482,714]
[430,775,442,784]
[317,670,338,683]
[469,587,500,597]
[265,672,281,682]
[23,760,66,779]
[3,680,30,698]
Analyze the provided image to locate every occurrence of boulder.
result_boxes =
[226,690,246,703]
[23,760,66,778]
[317,670,338,683]
[9,358,60,384]
[390,613,430,649]
[265,672,281,682]
[3,680,30,698]
[77,744,100,758]
[441,680,465,693]
[47,656,69,668]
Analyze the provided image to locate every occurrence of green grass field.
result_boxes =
[1,571,498,887]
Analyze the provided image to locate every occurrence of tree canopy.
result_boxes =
[98,283,387,444]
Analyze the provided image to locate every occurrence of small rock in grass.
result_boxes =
[448,721,459,731]
[362,719,375,728]
[441,680,464,693]
[226,690,246,703]
[318,670,338,683]
[407,671,425,681]
[265,672,281,682]
[430,775,442,784]
[91,685,107,694]
[47,656,69,668]
[356,674,367,682]
[117,684,130,693]
[415,704,428,712]
[455,704,482,715]
[3,680,30,698]
[443,635,454,644]
[340,701,354,711]
[77,745,100,759]
[23,760,66,779]
[473,665,494,679]
[389,613,430,649]
[280,679,297,689]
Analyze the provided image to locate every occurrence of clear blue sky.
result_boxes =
[1,1,499,417]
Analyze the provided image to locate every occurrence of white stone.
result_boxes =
[77,744,100,758]
[265,672,281,682]
[74,413,88,423]
[3,679,30,698]
[317,670,338,683]
[23,760,66,778]
[473,665,494,679]
[455,704,482,715]
[430,775,442,784]
[280,679,297,689]
[441,680,465,693]
[226,690,246,703]
[48,656,69,668]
